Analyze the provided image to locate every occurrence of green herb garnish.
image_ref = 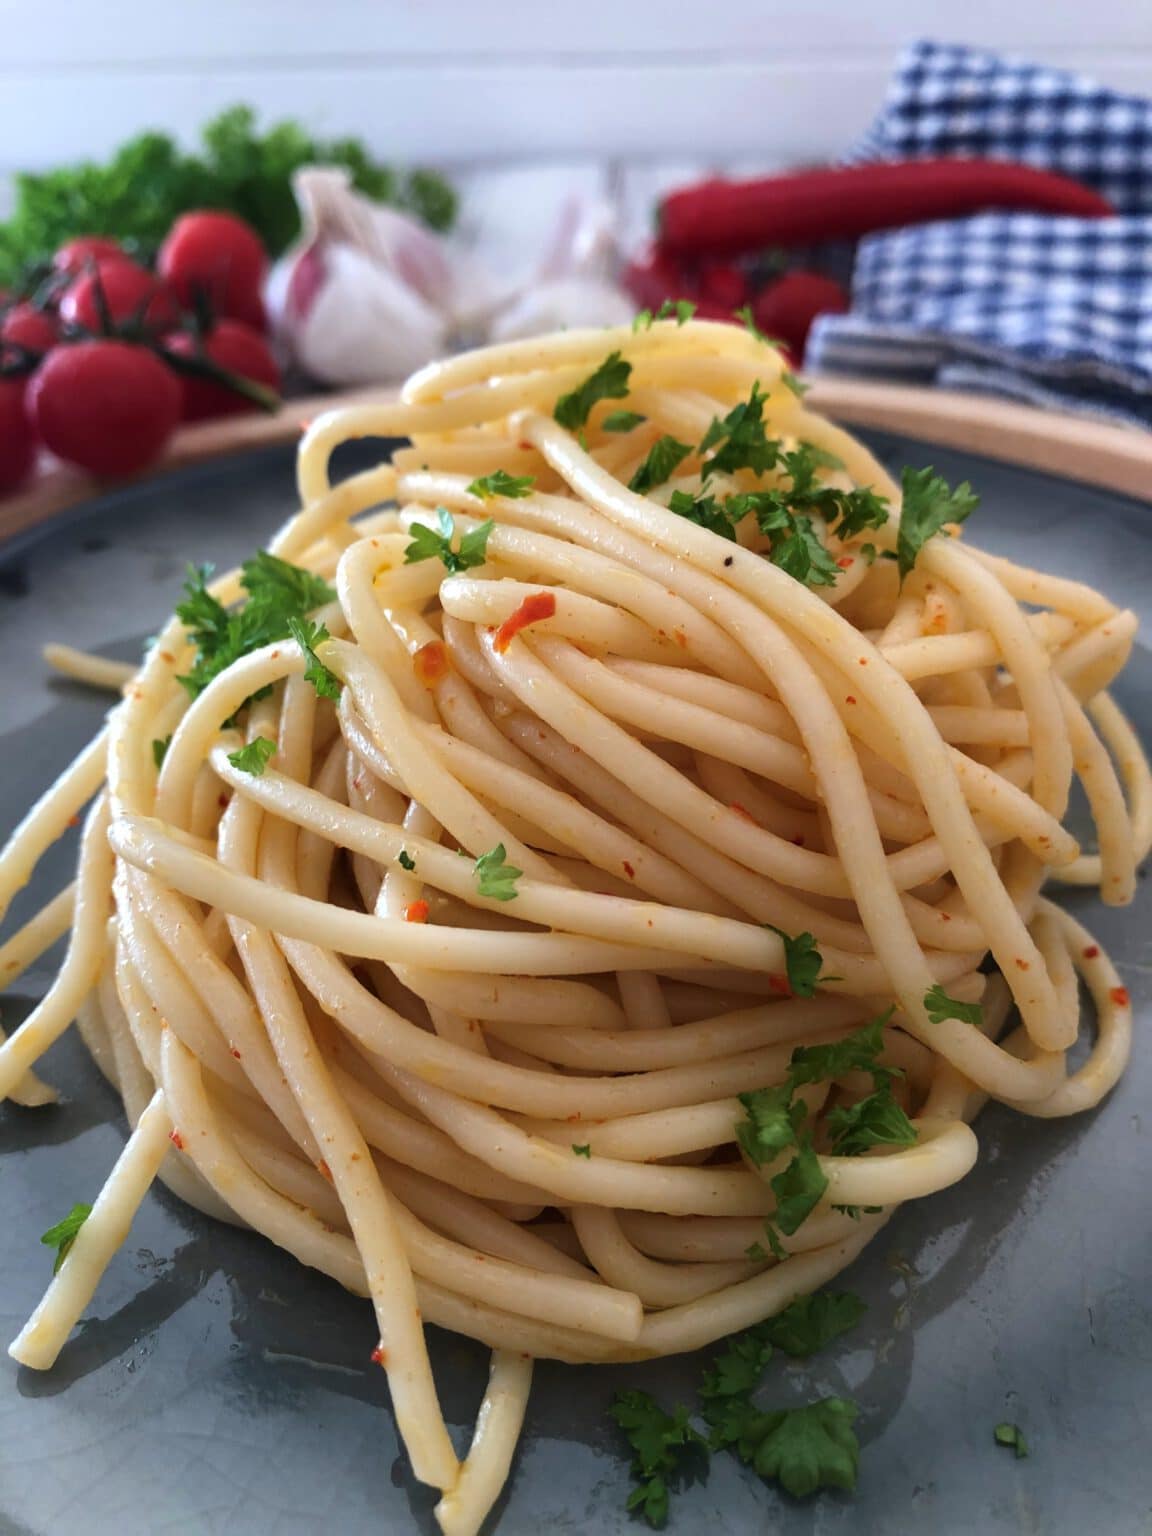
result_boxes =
[466,470,535,500]
[41,1202,93,1274]
[287,616,341,700]
[924,984,983,1027]
[403,507,494,574]
[227,736,276,776]
[897,467,979,581]
[474,843,523,901]
[554,351,632,431]
[629,435,693,496]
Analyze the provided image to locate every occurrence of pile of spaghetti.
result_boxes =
[2,319,1148,1533]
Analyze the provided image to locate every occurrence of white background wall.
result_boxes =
[1,1,1149,241]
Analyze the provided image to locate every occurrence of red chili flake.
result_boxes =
[371,1345,387,1366]
[836,556,853,569]
[169,1129,185,1150]
[939,912,952,922]
[404,899,430,924]
[768,973,793,998]
[858,657,869,666]
[231,1048,242,1059]
[673,627,688,648]
[518,441,533,452]
[1014,958,1030,971]
[413,640,449,687]
[792,836,806,847]
[494,591,557,653]
[159,650,174,664]
[845,696,857,705]
[729,802,757,825]
[566,1113,582,1123]
[1083,945,1099,959]
[622,860,636,878]
[218,793,229,809]
[67,815,80,828]
[1110,986,1130,1007]
[317,1159,334,1182]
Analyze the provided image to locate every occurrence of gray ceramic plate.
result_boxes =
[1,436,1149,1536]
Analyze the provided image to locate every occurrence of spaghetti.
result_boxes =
[2,318,1148,1532]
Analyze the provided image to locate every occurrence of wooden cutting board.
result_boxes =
[3,378,1149,544]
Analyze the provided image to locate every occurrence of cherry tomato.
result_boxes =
[698,263,749,310]
[1,303,57,360]
[163,320,281,421]
[0,378,37,493]
[52,236,124,275]
[158,212,267,327]
[59,259,182,336]
[753,270,849,362]
[29,341,181,477]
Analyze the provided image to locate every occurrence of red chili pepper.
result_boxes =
[659,160,1113,257]
[754,270,850,362]
[493,591,557,653]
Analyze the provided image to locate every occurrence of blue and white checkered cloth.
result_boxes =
[807,41,1152,428]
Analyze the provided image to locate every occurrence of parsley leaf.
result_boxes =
[764,927,827,998]
[751,1397,860,1497]
[769,514,841,587]
[632,310,654,333]
[734,305,777,346]
[41,1202,93,1274]
[174,554,336,701]
[554,351,632,431]
[770,1140,829,1235]
[572,1142,592,1158]
[466,469,535,500]
[668,488,741,542]
[924,984,983,1027]
[699,382,781,479]
[833,1203,883,1219]
[897,467,979,581]
[656,298,696,324]
[736,1083,806,1166]
[287,616,341,700]
[404,507,494,574]
[826,1086,918,1157]
[610,1390,706,1529]
[397,849,416,872]
[603,410,647,432]
[629,435,693,496]
[760,1291,867,1359]
[227,736,277,776]
[994,1422,1028,1459]
[152,735,172,770]
[781,370,808,398]
[788,1010,895,1088]
[474,843,523,901]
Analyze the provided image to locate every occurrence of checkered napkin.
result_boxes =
[806,40,1152,428]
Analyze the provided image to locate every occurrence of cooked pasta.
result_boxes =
[2,318,1147,1533]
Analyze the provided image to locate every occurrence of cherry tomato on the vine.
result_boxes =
[29,341,181,478]
[163,319,280,421]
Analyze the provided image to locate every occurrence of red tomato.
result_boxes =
[163,320,281,421]
[158,212,267,326]
[1,303,57,357]
[52,235,124,275]
[59,259,182,336]
[753,270,849,362]
[698,263,749,309]
[0,378,37,493]
[29,341,181,477]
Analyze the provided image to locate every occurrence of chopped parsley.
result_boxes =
[924,984,983,1027]
[633,300,696,332]
[571,1143,592,1158]
[765,927,829,997]
[750,1397,861,1497]
[602,409,647,432]
[41,1202,92,1274]
[287,616,341,700]
[175,554,336,700]
[554,351,632,431]
[736,1084,807,1167]
[474,843,523,901]
[466,469,535,500]
[825,1088,918,1158]
[629,435,693,496]
[152,735,172,770]
[397,849,416,872]
[698,382,781,479]
[897,467,979,581]
[227,736,277,776]
[609,1391,706,1528]
[781,369,808,398]
[667,489,741,542]
[994,1422,1028,1459]
[403,507,494,574]
[733,305,776,347]
[770,1140,829,1236]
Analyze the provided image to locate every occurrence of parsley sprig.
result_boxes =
[175,553,336,700]
[897,467,979,581]
[923,984,983,1027]
[287,616,341,699]
[612,1289,867,1526]
[699,382,780,479]
[403,507,494,574]
[227,736,276,776]
[629,435,693,496]
[737,1008,914,1252]
[554,351,632,431]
